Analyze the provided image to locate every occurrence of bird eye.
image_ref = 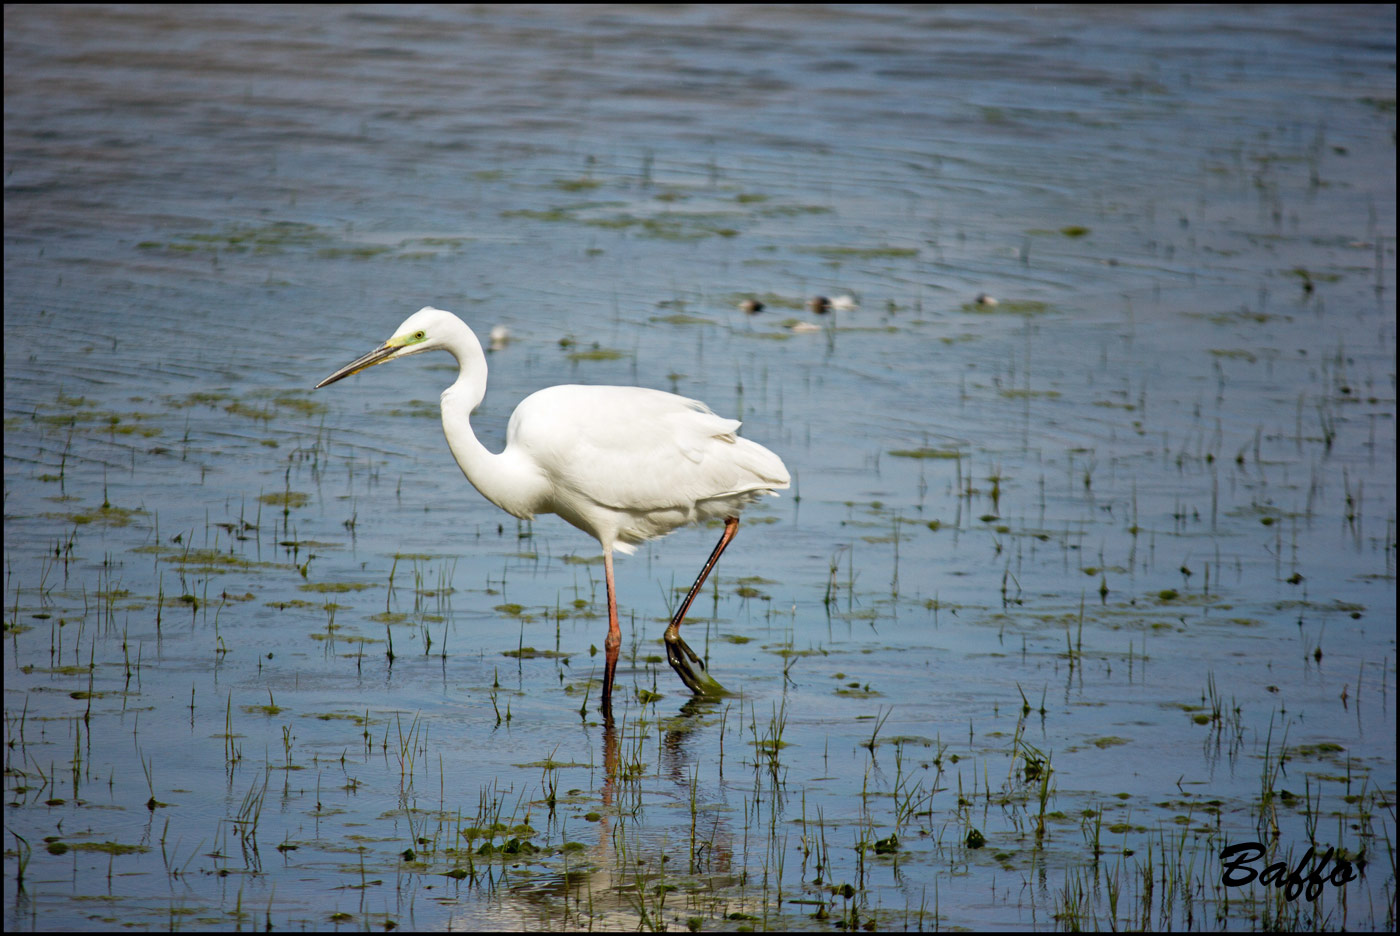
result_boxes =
[414,331,425,340]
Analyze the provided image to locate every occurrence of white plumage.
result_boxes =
[316,306,789,716]
[506,384,787,553]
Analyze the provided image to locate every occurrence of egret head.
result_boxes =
[315,307,458,389]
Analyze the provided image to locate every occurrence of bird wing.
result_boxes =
[506,385,788,515]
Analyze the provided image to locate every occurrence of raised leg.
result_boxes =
[664,516,738,696]
[601,546,620,718]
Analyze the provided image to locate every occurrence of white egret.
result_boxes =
[315,307,790,716]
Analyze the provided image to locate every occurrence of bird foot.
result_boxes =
[664,629,727,697]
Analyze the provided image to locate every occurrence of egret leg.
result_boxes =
[602,547,621,718]
[664,516,737,697]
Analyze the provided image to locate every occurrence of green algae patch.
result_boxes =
[149,549,288,573]
[963,299,1056,317]
[258,491,310,509]
[243,702,285,716]
[799,245,918,259]
[316,245,394,260]
[553,177,602,192]
[68,841,151,856]
[310,712,372,726]
[999,388,1061,400]
[270,394,327,417]
[49,503,146,528]
[566,347,627,363]
[503,647,568,660]
[889,447,962,460]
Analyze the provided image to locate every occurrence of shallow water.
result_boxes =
[4,4,1395,931]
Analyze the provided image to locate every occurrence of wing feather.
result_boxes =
[506,385,789,517]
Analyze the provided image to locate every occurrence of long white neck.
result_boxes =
[437,317,546,519]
